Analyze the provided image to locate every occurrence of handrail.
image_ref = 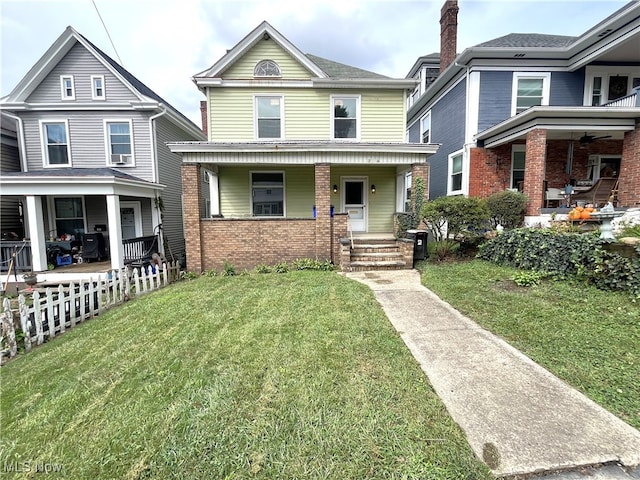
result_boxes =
[347,214,354,250]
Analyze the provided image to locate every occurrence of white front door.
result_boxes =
[120,201,142,240]
[342,177,367,232]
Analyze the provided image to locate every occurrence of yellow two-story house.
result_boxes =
[170,21,437,272]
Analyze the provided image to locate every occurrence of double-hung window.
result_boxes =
[511,145,526,190]
[421,112,431,143]
[53,197,86,238]
[105,121,133,165]
[448,150,464,195]
[255,96,283,139]
[512,72,550,115]
[42,121,71,166]
[332,96,359,140]
[92,75,105,100]
[60,75,75,100]
[251,172,284,216]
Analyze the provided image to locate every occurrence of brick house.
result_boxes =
[170,21,437,273]
[407,1,640,222]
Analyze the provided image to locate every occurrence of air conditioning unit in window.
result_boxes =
[110,154,131,165]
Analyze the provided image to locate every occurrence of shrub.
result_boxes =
[485,190,527,229]
[221,261,236,276]
[292,258,335,271]
[396,176,426,238]
[273,262,289,273]
[255,264,272,274]
[511,270,547,287]
[427,240,460,261]
[203,269,217,277]
[421,195,490,242]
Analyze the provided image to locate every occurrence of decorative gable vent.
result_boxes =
[110,154,132,165]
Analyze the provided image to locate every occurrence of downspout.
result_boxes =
[149,105,167,184]
[3,111,28,172]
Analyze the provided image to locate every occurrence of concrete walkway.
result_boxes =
[345,269,640,479]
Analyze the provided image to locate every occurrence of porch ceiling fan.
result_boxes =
[578,132,612,147]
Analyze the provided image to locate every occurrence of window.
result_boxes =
[60,75,75,100]
[251,172,284,216]
[449,150,464,194]
[591,76,602,106]
[404,172,412,212]
[255,96,283,139]
[421,112,431,143]
[332,96,359,139]
[511,145,526,190]
[53,197,85,238]
[92,75,105,100]
[42,121,70,166]
[254,60,281,77]
[585,68,639,105]
[512,73,550,115]
[608,75,629,101]
[105,121,133,165]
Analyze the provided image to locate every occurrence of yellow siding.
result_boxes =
[219,166,315,217]
[222,40,312,79]
[208,88,406,142]
[330,166,397,233]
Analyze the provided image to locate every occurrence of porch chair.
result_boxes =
[545,187,564,207]
[570,177,618,206]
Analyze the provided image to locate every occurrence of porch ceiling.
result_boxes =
[475,106,638,148]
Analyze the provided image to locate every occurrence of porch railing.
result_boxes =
[0,241,32,273]
[122,235,159,265]
[603,90,639,107]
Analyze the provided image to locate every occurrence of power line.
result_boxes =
[91,0,123,65]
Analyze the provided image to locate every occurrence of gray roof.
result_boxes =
[475,33,578,48]
[2,168,151,183]
[305,54,389,79]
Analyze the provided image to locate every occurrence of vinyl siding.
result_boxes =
[478,71,512,132]
[550,70,585,106]
[208,88,405,142]
[20,111,153,179]
[155,116,202,261]
[26,42,139,104]
[222,39,313,79]
[428,78,467,199]
[1,136,23,236]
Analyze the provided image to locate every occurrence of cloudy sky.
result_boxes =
[0,0,629,127]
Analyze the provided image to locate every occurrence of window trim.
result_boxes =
[40,119,71,167]
[254,60,282,78]
[60,75,75,100]
[511,144,526,190]
[420,111,431,144]
[511,72,550,116]
[584,67,640,105]
[254,95,284,140]
[331,95,361,141]
[47,196,87,240]
[91,75,105,100]
[250,170,286,217]
[447,149,465,196]
[103,119,135,166]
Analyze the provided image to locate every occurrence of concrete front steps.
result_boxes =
[348,237,409,271]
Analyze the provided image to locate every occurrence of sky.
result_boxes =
[0,0,630,128]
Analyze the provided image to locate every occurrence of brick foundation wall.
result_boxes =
[621,124,640,207]
[332,213,348,266]
[315,164,331,261]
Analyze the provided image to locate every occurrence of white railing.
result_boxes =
[603,91,638,107]
[0,261,180,362]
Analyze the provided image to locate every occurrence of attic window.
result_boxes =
[254,60,281,78]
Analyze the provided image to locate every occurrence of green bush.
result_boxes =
[485,190,527,229]
[477,228,640,295]
[427,240,460,261]
[292,258,335,271]
[255,264,272,274]
[273,262,289,273]
[396,177,426,238]
[421,195,490,242]
[221,261,236,276]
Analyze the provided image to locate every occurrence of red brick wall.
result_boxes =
[621,123,640,207]
[332,213,348,265]
[523,129,547,215]
[315,164,331,260]
[200,101,208,137]
[411,163,430,201]
[181,164,203,272]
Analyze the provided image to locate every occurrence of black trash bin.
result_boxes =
[82,232,107,262]
[407,229,428,264]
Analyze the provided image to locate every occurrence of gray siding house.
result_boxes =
[0,26,205,281]
[407,1,640,220]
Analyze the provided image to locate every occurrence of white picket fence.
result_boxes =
[0,261,180,363]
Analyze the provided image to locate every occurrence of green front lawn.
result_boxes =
[1,272,491,480]
[419,259,640,430]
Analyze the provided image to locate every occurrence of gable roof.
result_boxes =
[475,33,578,49]
[194,21,416,90]
[1,26,204,139]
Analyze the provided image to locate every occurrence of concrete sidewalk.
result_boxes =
[345,269,640,479]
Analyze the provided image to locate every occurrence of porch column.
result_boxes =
[314,163,331,261]
[620,122,640,207]
[106,195,124,270]
[25,195,47,272]
[182,164,203,273]
[523,129,547,216]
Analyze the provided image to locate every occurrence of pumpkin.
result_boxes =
[580,210,592,219]
[568,209,581,220]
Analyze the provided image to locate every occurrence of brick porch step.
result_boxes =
[349,238,408,271]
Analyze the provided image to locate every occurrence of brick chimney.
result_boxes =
[200,100,208,137]
[440,0,459,72]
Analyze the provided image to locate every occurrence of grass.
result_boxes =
[0,271,492,480]
[418,259,640,430]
